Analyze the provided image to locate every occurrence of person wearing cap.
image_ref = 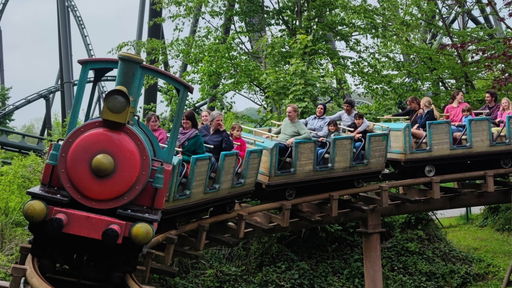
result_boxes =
[328,98,369,133]
[301,103,330,139]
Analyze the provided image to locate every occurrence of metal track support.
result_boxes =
[56,0,74,121]
[358,210,385,288]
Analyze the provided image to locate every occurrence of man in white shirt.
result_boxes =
[328,99,369,133]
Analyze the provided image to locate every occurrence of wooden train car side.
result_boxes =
[383,116,512,175]
[164,148,263,215]
[244,131,389,189]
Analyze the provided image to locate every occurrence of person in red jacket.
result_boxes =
[230,123,247,160]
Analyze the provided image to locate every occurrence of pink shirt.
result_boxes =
[444,102,471,123]
[152,128,168,144]
[497,110,512,127]
[232,136,247,160]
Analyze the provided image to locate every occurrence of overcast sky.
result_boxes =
[2,0,254,128]
[1,0,160,127]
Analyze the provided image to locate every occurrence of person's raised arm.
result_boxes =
[328,111,343,121]
[356,118,370,133]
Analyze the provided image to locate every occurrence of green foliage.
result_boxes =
[118,0,512,125]
[441,214,512,287]
[0,154,44,280]
[152,214,489,288]
[478,204,512,232]
[0,86,12,128]
[381,214,484,288]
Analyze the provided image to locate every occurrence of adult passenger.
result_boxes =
[199,111,234,162]
[328,99,369,133]
[385,96,421,126]
[479,90,500,121]
[411,97,439,139]
[444,90,472,123]
[145,112,168,145]
[301,103,329,139]
[177,110,205,163]
[271,104,311,159]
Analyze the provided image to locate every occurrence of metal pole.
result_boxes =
[143,0,161,114]
[136,0,146,42]
[0,27,4,86]
[56,0,74,122]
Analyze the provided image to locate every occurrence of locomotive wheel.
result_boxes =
[284,188,297,200]
[424,164,436,177]
[500,158,512,169]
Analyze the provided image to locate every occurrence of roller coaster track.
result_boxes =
[0,77,115,155]
[137,168,512,284]
[0,76,115,120]
[4,168,512,287]
[6,251,147,288]
[65,0,107,100]
[0,0,108,153]
[0,0,7,22]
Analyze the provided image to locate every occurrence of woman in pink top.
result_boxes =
[443,90,472,124]
[145,112,168,144]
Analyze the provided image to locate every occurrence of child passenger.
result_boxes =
[452,106,474,133]
[316,120,341,165]
[145,112,168,144]
[230,123,247,160]
[492,97,512,139]
[348,113,370,163]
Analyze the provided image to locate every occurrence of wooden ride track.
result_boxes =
[4,246,149,288]
[3,168,512,287]
[138,168,512,284]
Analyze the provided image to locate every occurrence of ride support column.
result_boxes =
[358,210,385,288]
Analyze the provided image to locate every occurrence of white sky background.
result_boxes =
[1,0,255,128]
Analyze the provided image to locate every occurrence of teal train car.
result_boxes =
[243,128,389,199]
[383,116,512,177]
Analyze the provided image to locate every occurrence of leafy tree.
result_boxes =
[116,0,512,121]
[0,86,12,128]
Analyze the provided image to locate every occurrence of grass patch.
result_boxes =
[440,214,512,288]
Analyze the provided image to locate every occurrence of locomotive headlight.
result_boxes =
[22,200,47,223]
[101,86,131,124]
[91,153,115,177]
[129,222,154,245]
[105,91,129,114]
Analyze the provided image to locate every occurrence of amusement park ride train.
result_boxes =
[19,52,512,286]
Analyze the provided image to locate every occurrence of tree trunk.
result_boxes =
[179,2,203,78]
[207,0,236,111]
[239,0,266,66]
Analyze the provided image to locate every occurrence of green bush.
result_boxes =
[478,204,512,232]
[382,213,484,288]
[0,154,44,280]
[153,214,490,288]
